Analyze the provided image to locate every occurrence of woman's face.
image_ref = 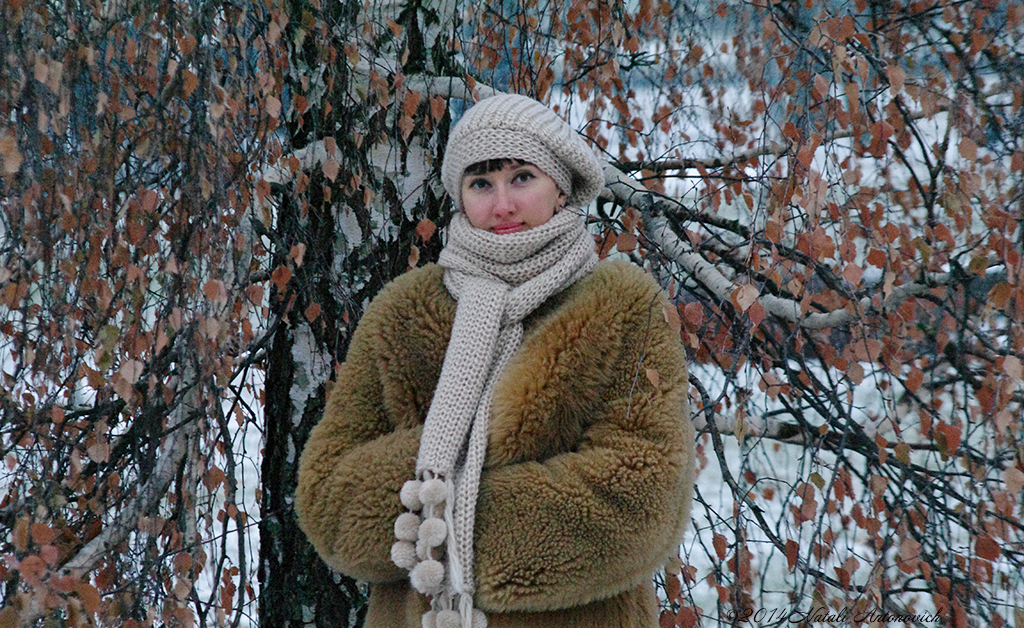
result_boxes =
[460,162,567,235]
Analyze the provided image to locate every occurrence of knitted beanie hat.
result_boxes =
[441,94,605,209]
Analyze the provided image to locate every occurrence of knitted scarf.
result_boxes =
[390,209,598,628]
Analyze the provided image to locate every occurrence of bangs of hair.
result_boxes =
[462,158,527,176]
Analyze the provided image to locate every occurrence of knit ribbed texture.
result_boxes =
[441,94,605,210]
[392,209,598,628]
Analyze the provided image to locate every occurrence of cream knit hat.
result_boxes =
[441,94,605,209]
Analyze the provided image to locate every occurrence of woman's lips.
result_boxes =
[491,222,522,234]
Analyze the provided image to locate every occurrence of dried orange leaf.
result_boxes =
[786,539,799,570]
[403,90,421,117]
[676,606,698,628]
[78,582,101,614]
[712,533,727,560]
[842,262,863,286]
[747,300,766,327]
[885,65,905,92]
[814,73,829,98]
[416,218,437,242]
[0,132,23,175]
[430,95,447,121]
[894,442,911,465]
[905,367,923,392]
[305,302,321,322]
[271,265,291,291]
[30,523,57,545]
[322,159,340,182]
[182,69,198,98]
[662,303,681,335]
[1002,356,1022,380]
[265,96,281,119]
[899,538,921,572]
[682,302,703,327]
[204,279,227,305]
[976,535,1000,561]
[1005,467,1024,494]
[959,136,978,161]
[731,284,759,312]
[87,442,110,463]
[646,368,661,388]
[18,555,47,585]
[616,231,637,253]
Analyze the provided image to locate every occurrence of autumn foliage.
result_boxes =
[2,0,1023,625]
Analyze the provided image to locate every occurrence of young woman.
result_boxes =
[296,94,695,628]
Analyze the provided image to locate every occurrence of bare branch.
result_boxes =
[62,395,200,574]
[618,143,791,173]
[603,164,954,329]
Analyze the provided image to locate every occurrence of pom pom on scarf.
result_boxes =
[419,517,447,547]
[472,608,487,628]
[395,512,421,542]
[436,610,461,628]
[419,478,447,507]
[391,541,417,570]
[410,559,445,594]
[421,610,437,628]
[401,479,424,510]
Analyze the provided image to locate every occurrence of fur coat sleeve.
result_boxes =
[295,260,694,612]
[295,265,454,583]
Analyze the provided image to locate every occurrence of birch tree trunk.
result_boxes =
[256,0,455,624]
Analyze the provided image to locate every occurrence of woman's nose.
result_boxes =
[491,183,515,216]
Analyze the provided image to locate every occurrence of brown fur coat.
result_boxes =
[295,260,695,628]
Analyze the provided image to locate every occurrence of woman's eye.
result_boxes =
[468,178,490,189]
[513,171,535,183]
